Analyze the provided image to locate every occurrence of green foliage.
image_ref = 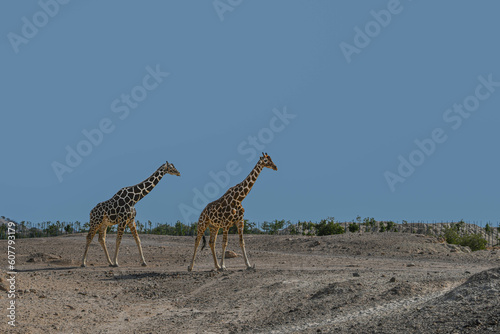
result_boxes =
[485,223,492,234]
[287,220,298,235]
[386,221,396,232]
[379,222,386,232]
[443,227,461,244]
[64,224,74,234]
[363,217,376,232]
[316,218,345,236]
[442,226,487,251]
[363,217,376,227]
[459,233,487,251]
[348,223,360,233]
[43,223,59,237]
[261,219,286,235]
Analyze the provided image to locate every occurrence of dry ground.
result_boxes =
[1,233,500,333]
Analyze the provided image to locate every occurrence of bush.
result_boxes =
[443,227,461,245]
[386,221,396,232]
[363,217,376,232]
[459,233,487,251]
[316,218,345,236]
[485,223,492,234]
[348,223,360,233]
[442,226,487,251]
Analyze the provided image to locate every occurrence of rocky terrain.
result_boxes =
[1,233,499,333]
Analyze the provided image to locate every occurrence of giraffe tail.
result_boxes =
[201,235,207,251]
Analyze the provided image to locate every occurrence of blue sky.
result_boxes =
[1,0,500,225]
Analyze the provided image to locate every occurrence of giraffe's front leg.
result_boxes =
[81,222,99,267]
[237,221,253,269]
[98,224,113,266]
[220,228,229,271]
[112,222,126,267]
[128,220,147,266]
[209,226,221,270]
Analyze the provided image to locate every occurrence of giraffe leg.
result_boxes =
[237,221,253,269]
[188,221,207,272]
[112,222,126,267]
[98,224,113,266]
[81,220,100,267]
[220,228,229,271]
[209,226,221,270]
[128,220,147,266]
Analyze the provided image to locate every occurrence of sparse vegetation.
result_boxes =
[0,217,497,250]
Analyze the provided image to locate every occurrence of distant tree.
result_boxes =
[64,224,74,234]
[485,223,492,234]
[386,221,396,232]
[136,220,145,233]
[348,223,360,233]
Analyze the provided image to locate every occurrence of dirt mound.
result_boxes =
[442,266,500,302]
[359,267,500,333]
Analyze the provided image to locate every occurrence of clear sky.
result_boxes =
[1,0,500,225]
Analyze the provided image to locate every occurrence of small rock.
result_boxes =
[225,250,239,258]
[389,277,396,282]
[353,272,360,277]
[407,263,416,267]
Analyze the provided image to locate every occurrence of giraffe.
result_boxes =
[81,161,180,267]
[188,153,277,272]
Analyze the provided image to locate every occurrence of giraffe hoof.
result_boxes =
[81,264,86,268]
[141,262,147,267]
[110,264,119,267]
[187,266,193,272]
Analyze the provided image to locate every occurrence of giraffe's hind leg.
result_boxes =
[220,228,229,271]
[112,221,127,267]
[188,220,208,272]
[81,217,100,267]
[237,221,253,269]
[128,219,147,266]
[209,225,221,271]
[98,223,113,266]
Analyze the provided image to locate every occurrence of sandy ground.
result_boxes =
[1,232,500,333]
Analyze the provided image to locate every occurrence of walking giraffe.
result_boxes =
[81,161,180,267]
[188,153,277,271]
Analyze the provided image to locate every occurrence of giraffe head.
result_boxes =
[259,152,278,171]
[161,161,181,176]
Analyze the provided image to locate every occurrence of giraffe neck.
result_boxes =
[116,166,166,205]
[232,162,263,202]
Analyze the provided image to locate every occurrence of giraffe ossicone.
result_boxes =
[81,161,180,268]
[188,152,277,272]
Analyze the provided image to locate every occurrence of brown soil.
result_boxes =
[2,233,500,333]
